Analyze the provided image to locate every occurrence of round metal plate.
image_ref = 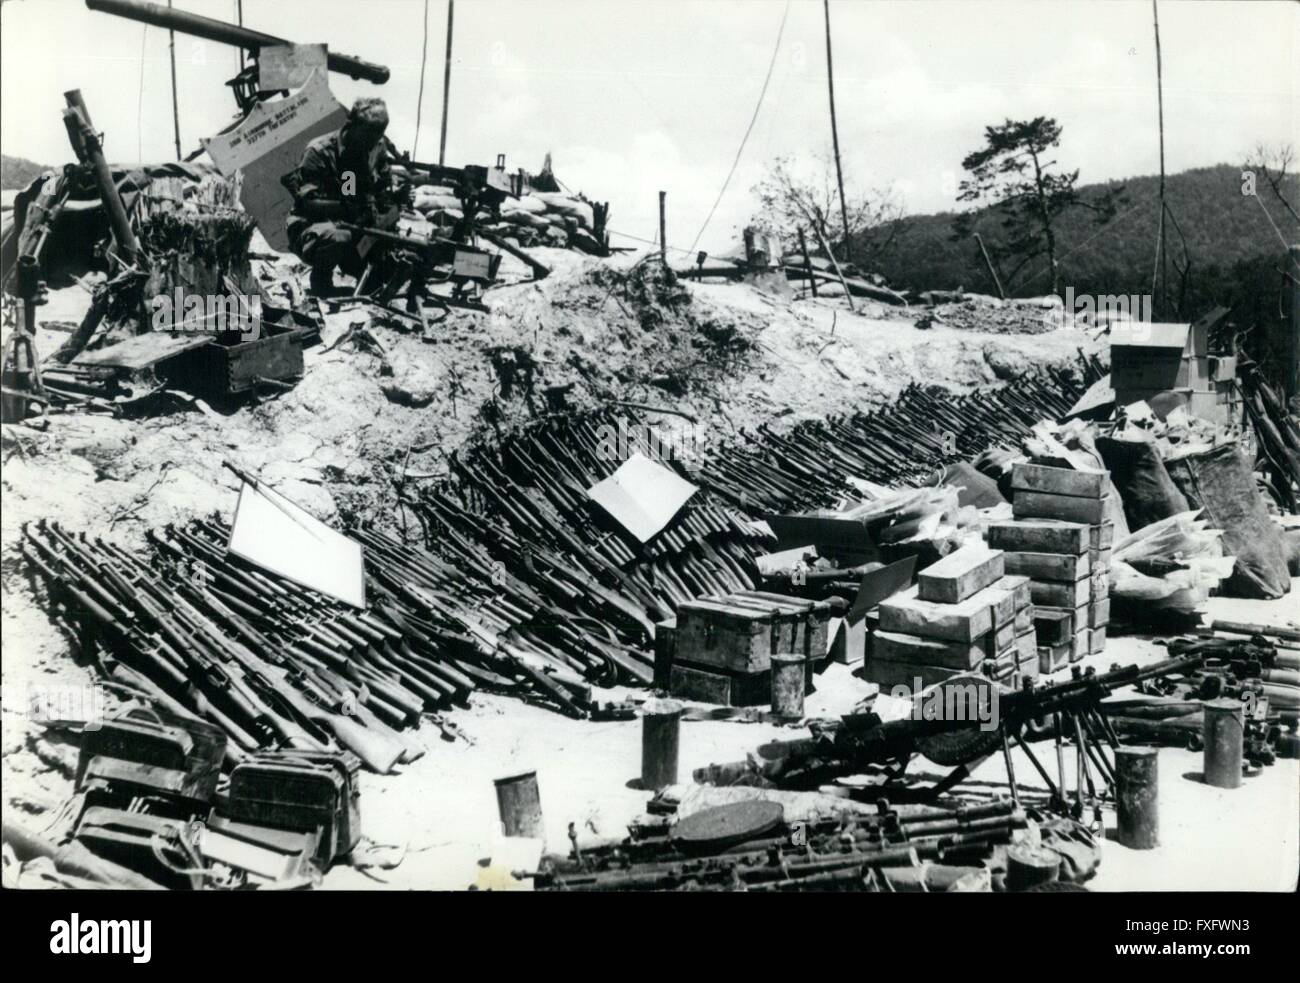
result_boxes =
[672,801,785,850]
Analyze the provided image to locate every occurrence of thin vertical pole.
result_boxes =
[167,0,182,160]
[1151,0,1167,316]
[974,232,1006,300]
[659,191,667,260]
[823,0,851,264]
[438,0,455,166]
[1288,244,1300,400]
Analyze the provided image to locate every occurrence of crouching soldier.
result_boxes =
[282,97,399,295]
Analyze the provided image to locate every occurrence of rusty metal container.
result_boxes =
[1115,746,1159,850]
[1203,698,1243,789]
[494,770,543,838]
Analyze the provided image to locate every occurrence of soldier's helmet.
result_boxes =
[348,97,390,134]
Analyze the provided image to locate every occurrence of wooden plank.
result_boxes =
[873,629,985,670]
[1089,626,1107,654]
[1030,578,1091,608]
[1013,491,1109,525]
[1070,629,1090,663]
[73,331,212,370]
[1011,462,1109,499]
[987,520,1088,556]
[917,544,1004,604]
[1003,550,1091,583]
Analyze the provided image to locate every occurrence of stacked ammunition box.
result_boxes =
[654,592,832,706]
[870,544,1037,692]
[990,463,1113,676]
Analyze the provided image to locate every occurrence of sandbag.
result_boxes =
[1096,435,1190,531]
[414,192,461,212]
[1165,443,1290,599]
[503,194,547,215]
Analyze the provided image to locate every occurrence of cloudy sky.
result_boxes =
[1,0,1295,253]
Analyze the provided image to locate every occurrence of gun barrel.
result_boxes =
[85,0,390,84]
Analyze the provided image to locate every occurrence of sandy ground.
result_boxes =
[4,245,1288,893]
[319,580,1300,892]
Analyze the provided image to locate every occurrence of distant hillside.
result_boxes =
[865,164,1298,382]
[1,154,49,190]
[872,163,1298,307]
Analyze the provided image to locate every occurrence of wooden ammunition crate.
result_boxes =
[988,520,1089,556]
[917,545,1005,604]
[1011,463,1110,499]
[874,629,985,671]
[1034,606,1080,646]
[674,599,782,673]
[979,621,1017,659]
[866,657,969,692]
[1089,597,1111,629]
[1070,628,1090,663]
[1030,578,1091,609]
[1038,640,1072,675]
[1014,605,1035,634]
[1013,491,1111,526]
[669,663,770,707]
[1003,550,1091,583]
[728,591,833,658]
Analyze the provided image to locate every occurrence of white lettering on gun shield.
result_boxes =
[49,913,152,964]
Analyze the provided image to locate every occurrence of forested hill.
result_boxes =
[1,155,48,191]
[871,164,1299,306]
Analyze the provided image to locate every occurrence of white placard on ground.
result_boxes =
[587,452,697,544]
[227,478,365,608]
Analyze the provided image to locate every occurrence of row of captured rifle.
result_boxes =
[19,515,653,769]
[20,365,1096,746]
[529,799,1027,891]
[687,361,1097,513]
[398,364,1094,676]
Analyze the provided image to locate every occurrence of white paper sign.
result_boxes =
[227,478,366,608]
[201,70,346,251]
[587,452,698,544]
